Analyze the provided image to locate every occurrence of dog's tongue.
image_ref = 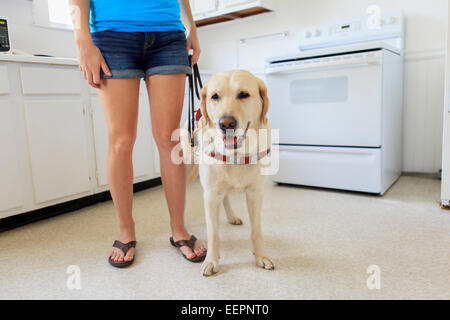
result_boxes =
[224,136,237,146]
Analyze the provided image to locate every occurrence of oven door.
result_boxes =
[266,50,383,147]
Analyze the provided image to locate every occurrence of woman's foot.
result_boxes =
[110,227,136,263]
[172,228,206,260]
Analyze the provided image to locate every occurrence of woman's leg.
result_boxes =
[146,74,205,259]
[98,78,141,263]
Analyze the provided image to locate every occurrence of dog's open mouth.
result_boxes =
[223,122,250,150]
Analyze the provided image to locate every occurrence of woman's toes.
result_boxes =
[124,249,134,262]
[194,242,206,256]
[182,248,196,259]
[194,247,205,256]
[114,251,120,262]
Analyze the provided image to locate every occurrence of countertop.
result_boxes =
[0,53,78,66]
[0,53,220,74]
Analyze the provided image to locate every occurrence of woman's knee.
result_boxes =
[108,134,136,156]
[153,130,178,153]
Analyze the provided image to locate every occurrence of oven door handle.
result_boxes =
[265,57,382,75]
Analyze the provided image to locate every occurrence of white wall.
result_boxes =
[197,0,449,173]
[0,0,77,58]
[0,0,447,173]
[441,2,450,203]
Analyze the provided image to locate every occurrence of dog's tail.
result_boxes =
[185,163,199,184]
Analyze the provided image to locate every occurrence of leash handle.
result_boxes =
[187,55,203,147]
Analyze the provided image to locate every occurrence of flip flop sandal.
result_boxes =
[108,240,137,268]
[170,235,206,263]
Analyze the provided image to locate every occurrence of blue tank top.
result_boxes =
[90,0,185,33]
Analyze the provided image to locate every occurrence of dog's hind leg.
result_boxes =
[223,196,243,225]
[246,187,274,270]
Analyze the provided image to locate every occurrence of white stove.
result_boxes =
[266,13,405,195]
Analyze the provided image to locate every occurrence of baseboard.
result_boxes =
[0,178,162,233]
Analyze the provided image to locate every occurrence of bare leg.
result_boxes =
[246,187,274,270]
[223,196,243,225]
[201,191,223,276]
[145,74,205,259]
[97,78,141,263]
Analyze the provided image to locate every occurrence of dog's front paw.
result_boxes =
[255,256,275,270]
[201,260,219,277]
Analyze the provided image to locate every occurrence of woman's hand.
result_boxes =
[187,31,201,65]
[76,38,111,88]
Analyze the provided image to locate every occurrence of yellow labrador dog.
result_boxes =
[181,70,274,276]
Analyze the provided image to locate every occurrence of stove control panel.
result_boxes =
[300,12,404,51]
[0,19,10,52]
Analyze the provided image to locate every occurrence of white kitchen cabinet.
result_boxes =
[134,93,155,179]
[88,96,108,187]
[0,100,24,213]
[153,140,160,175]
[0,54,161,220]
[194,0,273,27]
[223,0,255,7]
[192,0,217,16]
[24,99,92,204]
[20,66,82,95]
[0,66,10,94]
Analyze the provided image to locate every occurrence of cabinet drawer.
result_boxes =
[272,145,382,193]
[0,65,10,95]
[20,66,82,95]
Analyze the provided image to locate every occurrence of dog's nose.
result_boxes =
[219,116,237,133]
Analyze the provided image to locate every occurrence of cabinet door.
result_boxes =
[0,66,10,94]
[192,0,217,15]
[0,101,23,212]
[24,100,91,203]
[223,0,255,7]
[91,96,108,187]
[134,94,154,179]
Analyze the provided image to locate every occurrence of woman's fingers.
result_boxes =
[101,59,112,77]
[92,67,102,87]
[192,49,201,65]
[87,70,99,89]
[77,43,108,88]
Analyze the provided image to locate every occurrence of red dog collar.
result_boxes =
[206,148,271,165]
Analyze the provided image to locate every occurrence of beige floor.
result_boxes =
[0,176,449,300]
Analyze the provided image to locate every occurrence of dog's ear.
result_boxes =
[257,77,270,126]
[200,85,211,126]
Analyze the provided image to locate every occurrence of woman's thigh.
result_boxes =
[97,78,141,141]
[145,74,186,145]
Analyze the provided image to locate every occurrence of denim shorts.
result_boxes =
[92,30,192,79]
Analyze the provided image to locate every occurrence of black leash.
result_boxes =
[187,56,203,147]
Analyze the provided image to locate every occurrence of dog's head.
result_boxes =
[200,70,270,152]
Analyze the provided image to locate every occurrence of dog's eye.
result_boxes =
[237,91,250,100]
[211,93,220,101]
